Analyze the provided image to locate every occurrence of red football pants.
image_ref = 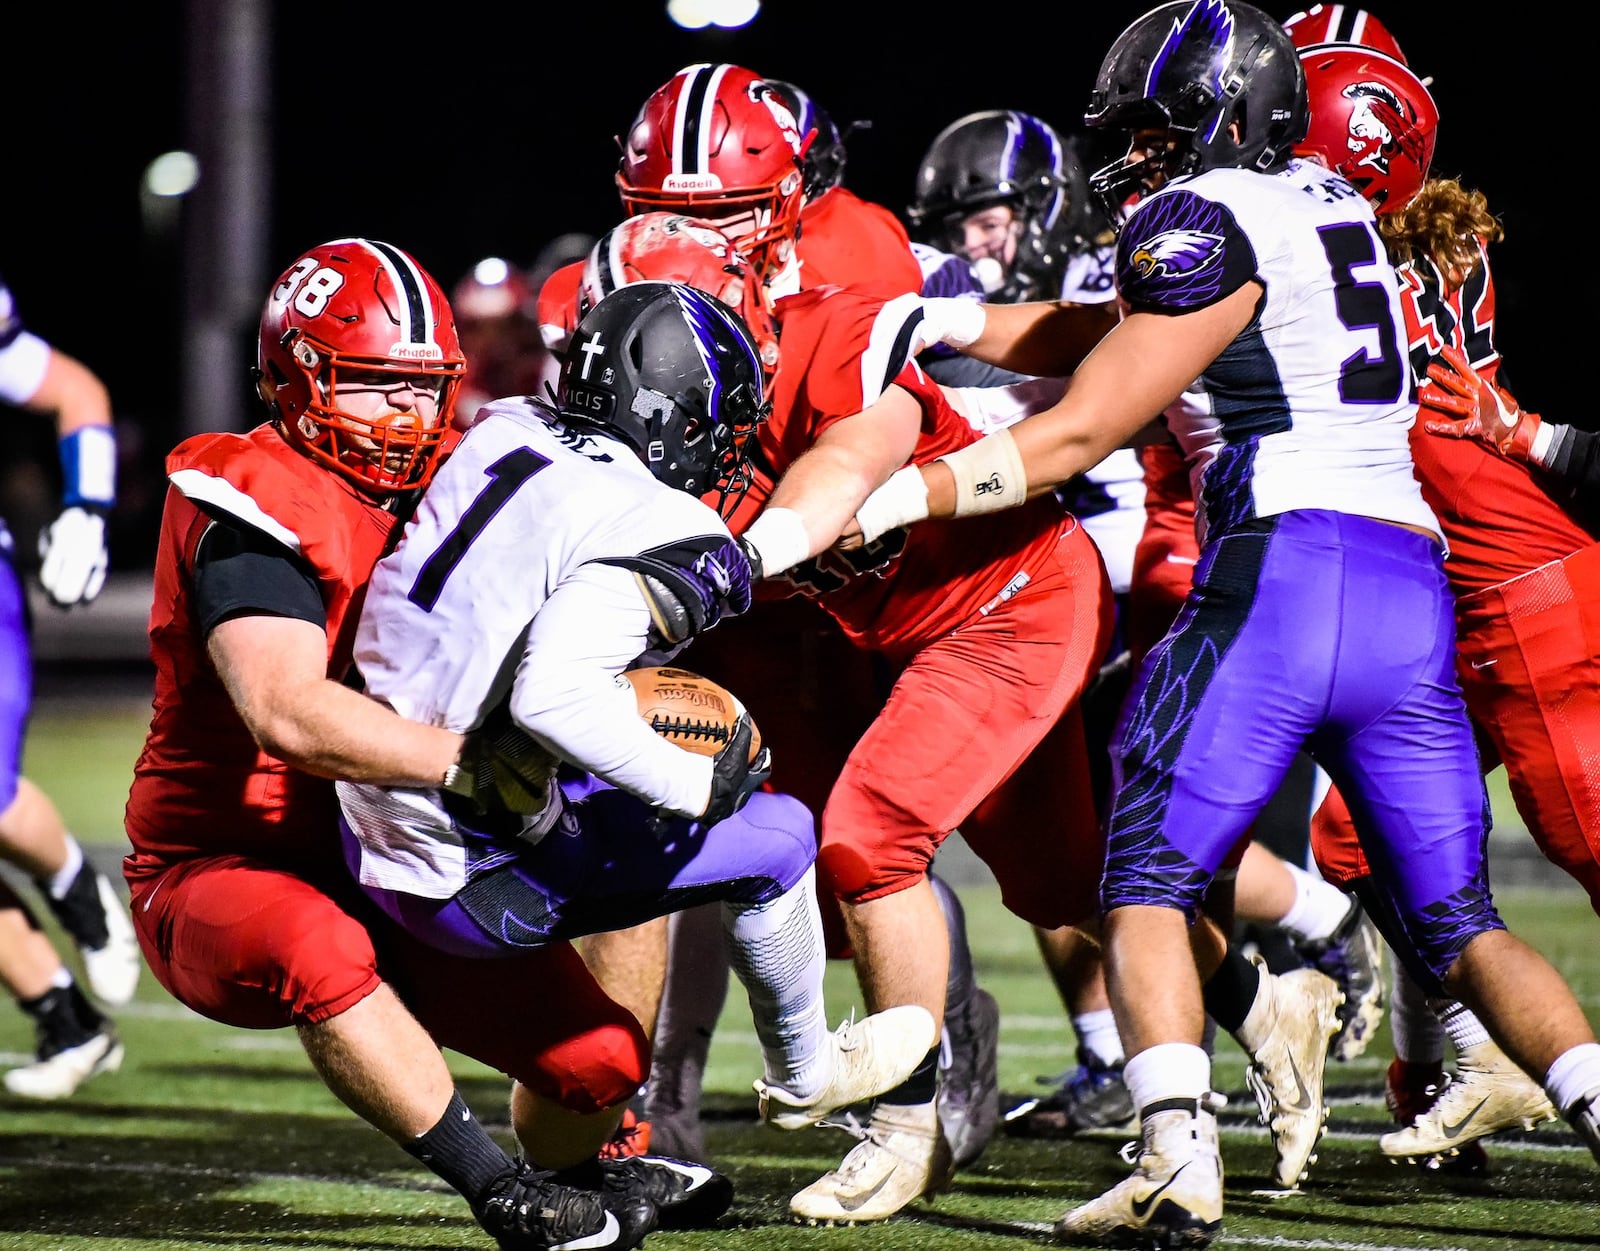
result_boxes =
[818,522,1113,929]
[127,852,648,1112]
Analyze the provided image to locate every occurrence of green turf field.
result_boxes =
[3,686,1597,1250]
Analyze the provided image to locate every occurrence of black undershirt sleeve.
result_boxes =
[191,515,326,638]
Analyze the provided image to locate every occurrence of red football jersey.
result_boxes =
[1400,243,1594,595]
[794,188,924,300]
[124,425,404,877]
[753,284,1072,658]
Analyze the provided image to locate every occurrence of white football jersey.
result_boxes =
[1118,158,1439,547]
[339,397,741,897]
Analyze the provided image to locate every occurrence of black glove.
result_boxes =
[701,714,772,826]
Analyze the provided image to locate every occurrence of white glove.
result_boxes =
[38,506,109,608]
[882,294,989,357]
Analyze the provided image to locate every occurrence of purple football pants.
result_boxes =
[345,778,816,959]
[0,528,31,814]
[1103,509,1502,985]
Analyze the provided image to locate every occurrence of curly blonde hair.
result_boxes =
[1378,178,1503,291]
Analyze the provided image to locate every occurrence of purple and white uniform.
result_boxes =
[1101,159,1499,986]
[339,396,814,957]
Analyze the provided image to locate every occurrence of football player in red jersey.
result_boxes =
[121,238,669,1251]
[1290,33,1600,1166]
[556,64,1009,1174]
[724,257,1116,1228]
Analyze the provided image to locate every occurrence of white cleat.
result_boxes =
[755,1004,937,1131]
[789,1099,954,1225]
[4,1029,124,1100]
[79,874,143,1006]
[1380,1039,1558,1164]
[1236,964,1342,1189]
[1054,1093,1224,1248]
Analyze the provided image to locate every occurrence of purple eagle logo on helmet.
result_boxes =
[1151,0,1237,143]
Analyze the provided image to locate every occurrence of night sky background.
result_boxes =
[8,2,1561,569]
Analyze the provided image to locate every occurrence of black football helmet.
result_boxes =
[1085,0,1309,222]
[765,79,847,202]
[558,281,770,516]
[906,109,1101,302]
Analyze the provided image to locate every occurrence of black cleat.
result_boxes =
[598,1155,733,1230]
[475,1161,656,1251]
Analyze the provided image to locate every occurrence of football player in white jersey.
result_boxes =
[338,281,936,1217]
[851,0,1600,1242]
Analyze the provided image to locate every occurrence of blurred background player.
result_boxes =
[448,257,547,426]
[0,270,140,1100]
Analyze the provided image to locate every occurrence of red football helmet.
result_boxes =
[1283,5,1409,63]
[257,238,465,494]
[1296,45,1437,214]
[578,212,780,387]
[616,63,810,288]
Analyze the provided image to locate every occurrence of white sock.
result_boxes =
[723,866,829,1097]
[1390,962,1446,1063]
[1435,998,1491,1053]
[1276,862,1350,943]
[47,835,86,900]
[1124,1043,1211,1110]
[1545,1042,1600,1111]
[1072,1008,1124,1066]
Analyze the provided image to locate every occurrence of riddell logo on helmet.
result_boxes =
[388,343,443,361]
[663,173,725,192]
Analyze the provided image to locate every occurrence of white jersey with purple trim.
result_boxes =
[339,395,742,898]
[1116,158,1438,548]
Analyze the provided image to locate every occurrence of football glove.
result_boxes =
[880,293,988,358]
[701,715,772,827]
[443,706,558,817]
[37,506,109,609]
[1419,345,1540,462]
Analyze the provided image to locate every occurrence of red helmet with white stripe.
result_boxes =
[616,64,810,288]
[256,238,465,493]
[1283,4,1409,63]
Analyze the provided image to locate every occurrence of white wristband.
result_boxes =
[741,507,811,578]
[854,465,930,545]
[936,428,1029,517]
[925,297,987,349]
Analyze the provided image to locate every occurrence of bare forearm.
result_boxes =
[250,679,463,786]
[766,442,881,552]
[965,302,1118,377]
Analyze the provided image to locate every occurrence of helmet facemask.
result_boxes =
[264,330,462,494]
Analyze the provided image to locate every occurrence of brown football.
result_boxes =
[621,666,762,762]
